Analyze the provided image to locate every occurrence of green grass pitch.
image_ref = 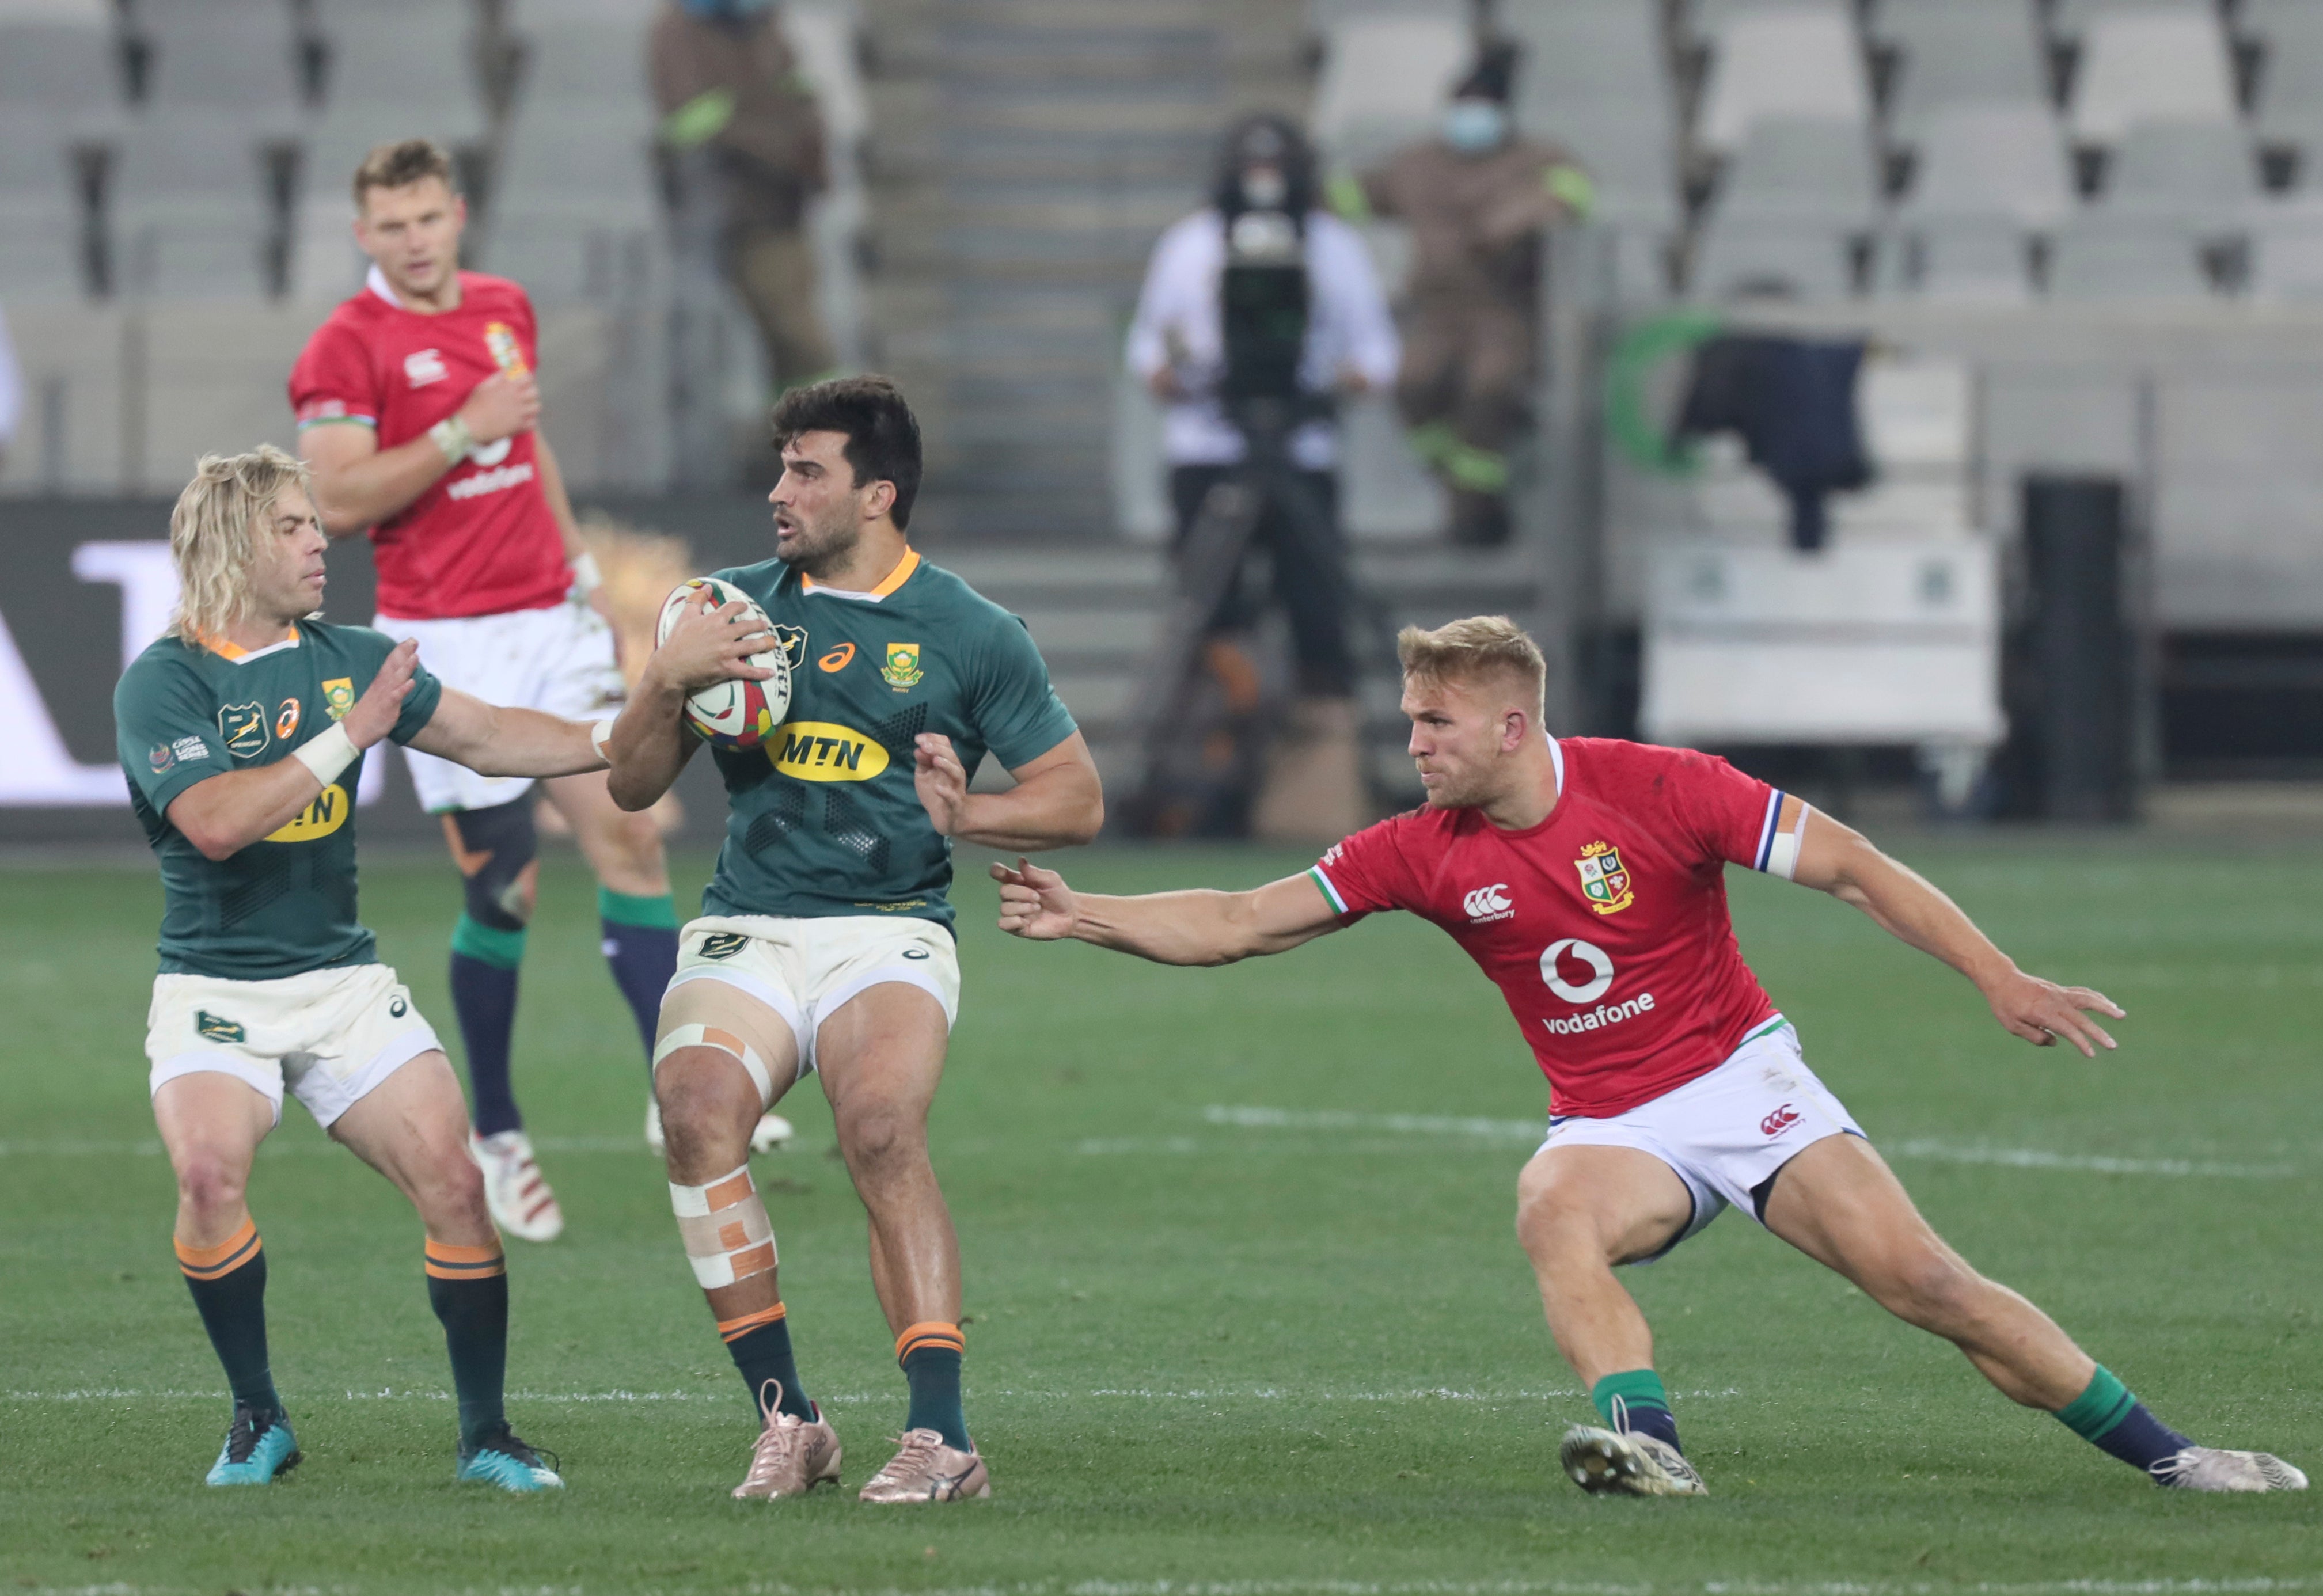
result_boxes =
[1,836,2317,1593]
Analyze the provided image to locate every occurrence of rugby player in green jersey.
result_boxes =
[602,378,1103,1503]
[116,447,614,1492]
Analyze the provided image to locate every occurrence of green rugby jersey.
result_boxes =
[700,549,1079,933]
[114,622,443,979]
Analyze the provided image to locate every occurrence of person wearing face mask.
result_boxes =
[1338,41,1594,548]
[651,0,837,398]
[1125,114,1400,841]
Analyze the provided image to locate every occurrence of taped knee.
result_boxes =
[654,1022,776,1107]
[671,1164,776,1289]
[445,801,538,931]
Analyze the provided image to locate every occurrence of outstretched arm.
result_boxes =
[1790,808,2124,1056]
[404,686,606,778]
[991,860,1344,966]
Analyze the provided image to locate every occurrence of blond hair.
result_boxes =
[1396,615,1547,719]
[168,446,311,643]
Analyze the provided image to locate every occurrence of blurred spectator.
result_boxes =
[1341,41,1593,547]
[651,0,837,393]
[1126,114,1398,840]
[0,303,17,474]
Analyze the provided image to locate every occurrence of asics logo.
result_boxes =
[1760,1103,1800,1137]
[1464,883,1514,921]
[1540,938,1614,1004]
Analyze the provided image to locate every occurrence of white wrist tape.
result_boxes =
[428,415,473,465]
[569,551,603,594]
[291,724,357,786]
[653,1021,775,1107]
[669,1164,777,1289]
[590,717,618,765]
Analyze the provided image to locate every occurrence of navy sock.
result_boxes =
[425,1242,510,1450]
[1591,1369,1684,1454]
[449,914,525,1137]
[723,1306,814,1421]
[2055,1365,2193,1477]
[597,889,679,1061]
[898,1324,969,1451]
[177,1222,280,1418]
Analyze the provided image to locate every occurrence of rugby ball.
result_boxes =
[654,577,792,751]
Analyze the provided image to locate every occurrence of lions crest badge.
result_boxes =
[1575,841,1634,916]
[217,702,270,758]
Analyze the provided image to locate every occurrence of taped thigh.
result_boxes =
[443,798,538,929]
[654,976,803,1108]
[670,1164,777,1289]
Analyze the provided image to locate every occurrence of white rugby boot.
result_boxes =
[646,1099,789,1156]
[1559,1425,1708,1497]
[470,1129,564,1242]
[2151,1447,2309,1492]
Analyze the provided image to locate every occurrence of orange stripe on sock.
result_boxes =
[176,1218,259,1280]
[424,1239,507,1279]
[703,1170,755,1212]
[895,1320,963,1359]
[716,1302,788,1342]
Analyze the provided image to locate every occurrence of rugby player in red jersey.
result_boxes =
[994,615,2307,1497]
[288,139,761,1242]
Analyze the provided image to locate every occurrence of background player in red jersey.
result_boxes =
[289,139,709,1243]
[993,615,2306,1499]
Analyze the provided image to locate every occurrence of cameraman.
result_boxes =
[1124,115,1398,836]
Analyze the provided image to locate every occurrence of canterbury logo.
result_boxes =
[1463,883,1513,921]
[1760,1104,1801,1137]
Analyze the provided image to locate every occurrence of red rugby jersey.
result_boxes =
[1309,738,1793,1119]
[288,269,568,620]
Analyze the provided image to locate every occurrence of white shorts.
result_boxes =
[1538,1017,1863,1262]
[662,914,961,1099]
[146,963,443,1128]
[375,600,624,812]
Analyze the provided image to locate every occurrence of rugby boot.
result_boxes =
[732,1382,843,1499]
[2151,1447,2309,1492]
[1559,1424,1707,1497]
[205,1404,301,1486]
[457,1422,564,1492]
[470,1129,564,1242]
[857,1428,990,1503]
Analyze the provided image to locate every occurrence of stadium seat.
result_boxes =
[314,5,484,119]
[0,193,89,300]
[1876,215,2033,302]
[2247,196,2323,298]
[2101,119,2258,230]
[0,302,126,493]
[1309,13,1471,168]
[1710,115,1880,221]
[131,303,318,491]
[0,0,109,18]
[2050,0,2210,41]
[110,115,279,300]
[484,115,664,302]
[1880,7,2050,147]
[511,20,652,118]
[1305,0,1466,25]
[2069,10,2237,144]
[135,0,306,119]
[1900,104,2073,225]
[2045,211,2211,297]
[1691,215,1857,300]
[1695,5,1870,155]
[2250,9,2323,158]
[1503,1,1667,104]
[0,18,126,120]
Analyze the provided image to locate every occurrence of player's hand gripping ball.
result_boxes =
[654,577,792,751]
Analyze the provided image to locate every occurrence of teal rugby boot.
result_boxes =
[206,1405,301,1486]
[456,1423,564,1493]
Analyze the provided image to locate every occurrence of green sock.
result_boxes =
[1591,1368,1683,1451]
[595,887,678,930]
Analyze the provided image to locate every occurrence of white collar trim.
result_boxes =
[1548,735,1564,799]
[365,264,403,309]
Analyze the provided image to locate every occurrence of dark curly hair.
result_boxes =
[769,375,924,531]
